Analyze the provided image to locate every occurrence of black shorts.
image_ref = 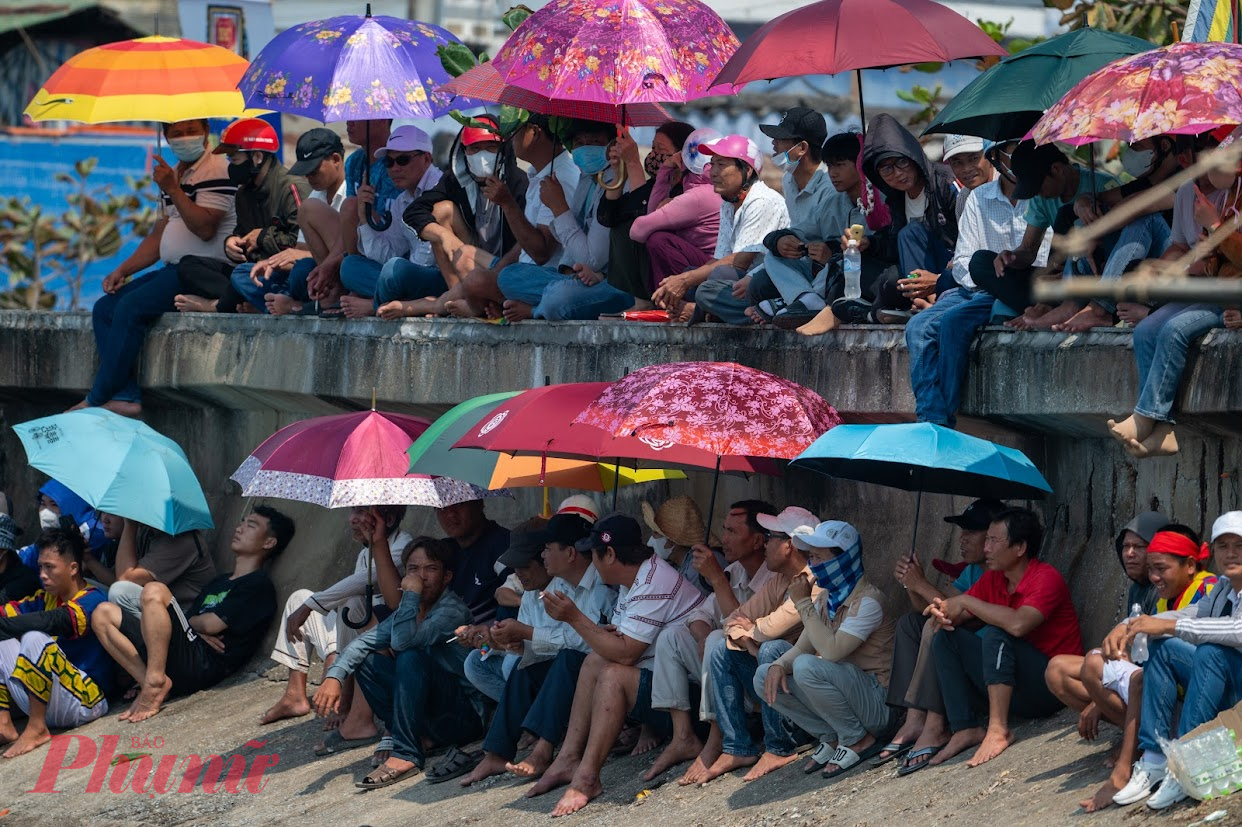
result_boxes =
[118,602,226,697]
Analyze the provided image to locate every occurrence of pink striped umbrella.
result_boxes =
[232,410,507,508]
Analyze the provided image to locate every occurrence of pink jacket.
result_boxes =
[630,166,721,255]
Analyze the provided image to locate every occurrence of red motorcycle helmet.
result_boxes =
[213,118,279,154]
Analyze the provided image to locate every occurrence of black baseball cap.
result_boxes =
[759,106,827,151]
[944,499,1008,531]
[1009,140,1067,201]
[498,528,550,569]
[290,127,344,177]
[574,513,643,554]
[545,513,592,547]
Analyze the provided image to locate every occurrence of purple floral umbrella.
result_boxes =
[238,8,477,121]
[489,0,739,106]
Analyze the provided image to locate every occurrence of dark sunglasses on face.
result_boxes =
[382,151,424,168]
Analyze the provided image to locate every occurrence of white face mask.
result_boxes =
[39,508,60,530]
[647,535,673,561]
[466,151,497,179]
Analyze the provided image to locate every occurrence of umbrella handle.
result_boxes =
[341,585,375,629]
[366,204,393,231]
[362,118,393,231]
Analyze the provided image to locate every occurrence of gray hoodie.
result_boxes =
[1116,510,1168,616]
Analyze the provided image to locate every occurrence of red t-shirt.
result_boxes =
[966,559,1083,658]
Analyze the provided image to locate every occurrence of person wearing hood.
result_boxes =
[494,118,638,322]
[846,113,960,324]
[171,118,310,315]
[17,480,108,571]
[382,116,530,320]
[598,121,698,303]
[228,127,348,315]
[658,135,790,324]
[629,126,723,296]
[77,118,237,417]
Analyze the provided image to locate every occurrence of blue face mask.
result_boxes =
[571,145,609,176]
[809,560,834,589]
[168,136,206,164]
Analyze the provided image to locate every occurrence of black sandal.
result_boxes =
[426,746,483,784]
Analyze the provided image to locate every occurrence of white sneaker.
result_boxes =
[1113,761,1166,805]
[1147,776,1188,810]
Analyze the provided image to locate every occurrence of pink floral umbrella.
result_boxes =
[232,410,507,508]
[1030,41,1242,146]
[489,0,739,106]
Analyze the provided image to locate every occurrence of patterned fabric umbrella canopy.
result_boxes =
[489,0,739,105]
[232,410,506,508]
[238,12,474,120]
[1031,41,1242,146]
[573,362,842,460]
[25,36,254,123]
[443,62,674,126]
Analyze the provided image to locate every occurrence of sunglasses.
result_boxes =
[764,530,790,542]
[876,156,915,176]
[382,151,424,168]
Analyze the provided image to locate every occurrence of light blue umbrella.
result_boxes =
[791,422,1051,558]
[15,409,213,534]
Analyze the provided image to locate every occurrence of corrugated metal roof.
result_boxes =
[0,1,100,35]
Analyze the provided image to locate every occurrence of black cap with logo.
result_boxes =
[290,127,345,177]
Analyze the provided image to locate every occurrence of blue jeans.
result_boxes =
[482,658,554,761]
[693,264,777,326]
[1132,303,1223,421]
[88,264,184,406]
[708,638,798,757]
[1139,638,1242,754]
[497,263,633,320]
[339,254,383,297]
[230,258,315,313]
[898,221,952,279]
[905,287,997,427]
[463,649,518,703]
[375,258,447,304]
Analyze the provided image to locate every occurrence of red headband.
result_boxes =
[1147,531,1211,562]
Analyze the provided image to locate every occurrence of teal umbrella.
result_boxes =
[15,409,213,534]
[924,28,1154,140]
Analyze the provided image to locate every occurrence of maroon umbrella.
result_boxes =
[711,0,1007,126]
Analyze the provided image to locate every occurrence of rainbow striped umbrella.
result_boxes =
[25,35,255,123]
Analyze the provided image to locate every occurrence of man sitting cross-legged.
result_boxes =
[92,507,293,724]
[927,507,1082,767]
[524,514,703,817]
[0,529,112,758]
[315,537,483,790]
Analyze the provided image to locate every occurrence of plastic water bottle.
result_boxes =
[1130,602,1149,664]
[843,239,862,299]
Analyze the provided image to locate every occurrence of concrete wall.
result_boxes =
[0,310,1239,647]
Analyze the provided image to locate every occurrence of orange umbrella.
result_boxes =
[25,35,256,123]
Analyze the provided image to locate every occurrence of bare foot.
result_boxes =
[265,293,302,315]
[1005,303,1051,330]
[743,305,768,325]
[127,675,173,724]
[741,751,799,781]
[678,738,723,786]
[698,751,758,783]
[798,306,840,336]
[2,726,50,758]
[100,399,142,418]
[551,776,602,817]
[1116,302,1151,326]
[340,295,375,319]
[445,297,482,318]
[929,727,984,766]
[322,713,342,732]
[173,294,217,313]
[966,727,1014,767]
[1107,414,1153,446]
[645,734,703,781]
[377,297,438,320]
[631,724,662,756]
[461,752,510,787]
[1133,423,1178,458]
[1052,304,1114,333]
[675,302,696,323]
[260,694,312,725]
[507,740,553,779]
[502,300,533,323]
[1080,778,1121,812]
[526,751,578,798]
[0,719,18,745]
[1026,301,1080,330]
[517,732,536,752]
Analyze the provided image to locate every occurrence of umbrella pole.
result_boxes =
[612,457,621,511]
[856,69,867,134]
[703,455,722,545]
[909,489,922,562]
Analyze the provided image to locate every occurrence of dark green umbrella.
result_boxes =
[924,28,1154,140]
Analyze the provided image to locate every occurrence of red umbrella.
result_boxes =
[711,0,1007,126]
[454,382,779,475]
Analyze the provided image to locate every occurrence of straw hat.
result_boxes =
[641,496,720,549]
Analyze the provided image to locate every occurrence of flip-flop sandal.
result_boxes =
[822,740,884,779]
[755,298,788,322]
[802,742,835,774]
[610,724,641,757]
[313,730,380,757]
[897,745,944,777]
[426,746,483,784]
[869,741,914,767]
[370,736,395,768]
[355,762,422,790]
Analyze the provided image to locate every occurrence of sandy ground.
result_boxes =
[0,667,1239,827]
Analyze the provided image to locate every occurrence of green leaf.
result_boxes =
[437,42,479,78]
[910,62,943,73]
[75,157,98,178]
[448,110,502,136]
[497,105,530,139]
[501,5,533,31]
[1043,0,1076,11]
